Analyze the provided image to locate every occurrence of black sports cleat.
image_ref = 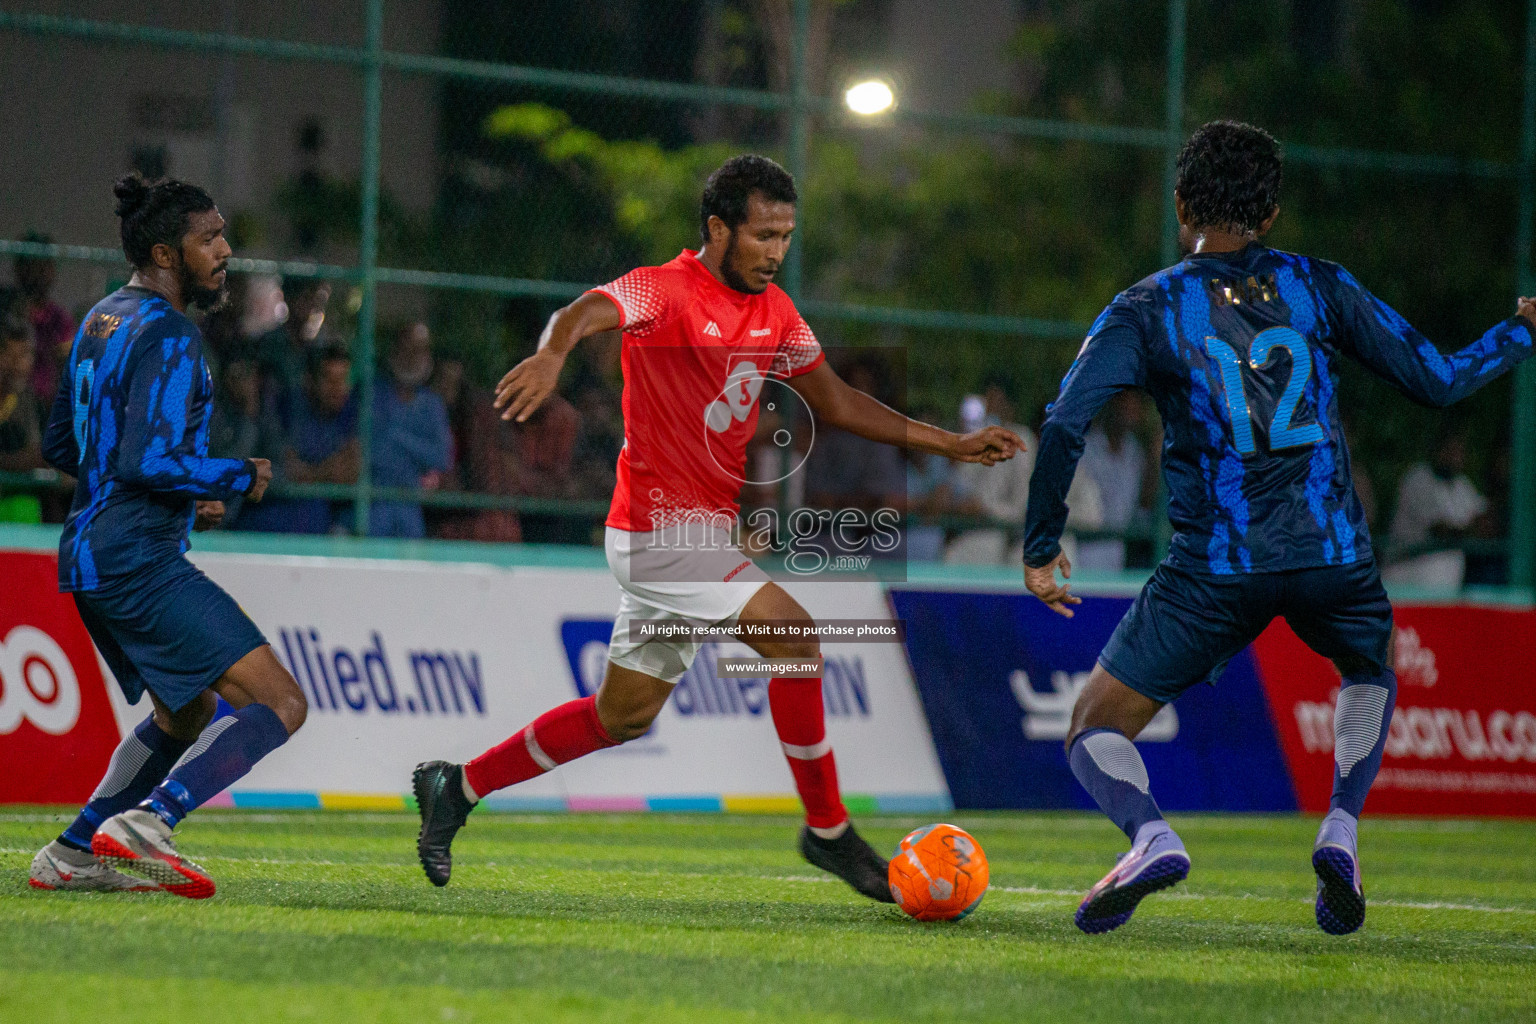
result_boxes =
[413,760,475,887]
[799,823,896,903]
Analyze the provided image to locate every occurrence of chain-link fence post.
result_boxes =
[1509,0,1536,593]
[1153,0,1186,562]
[352,0,384,535]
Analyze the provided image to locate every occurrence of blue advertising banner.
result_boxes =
[888,589,1297,812]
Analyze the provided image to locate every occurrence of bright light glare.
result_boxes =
[845,80,895,116]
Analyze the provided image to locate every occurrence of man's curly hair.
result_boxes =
[1174,121,1282,235]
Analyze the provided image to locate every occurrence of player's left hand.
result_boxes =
[1025,551,1081,618]
[194,501,225,531]
[949,426,1025,465]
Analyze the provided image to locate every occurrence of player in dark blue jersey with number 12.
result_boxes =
[1023,122,1535,936]
[28,175,307,899]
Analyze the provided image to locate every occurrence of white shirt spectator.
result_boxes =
[1075,426,1147,572]
[944,422,1103,565]
[1384,463,1487,589]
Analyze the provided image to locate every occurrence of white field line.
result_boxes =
[2,845,1533,916]
[991,884,1536,915]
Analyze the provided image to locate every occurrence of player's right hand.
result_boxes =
[246,458,273,502]
[1518,296,1536,331]
[495,350,565,423]
[950,425,1026,466]
[1025,551,1082,618]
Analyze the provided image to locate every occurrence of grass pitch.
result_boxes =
[1,810,1533,1023]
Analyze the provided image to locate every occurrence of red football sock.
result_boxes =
[768,675,848,830]
[463,695,618,798]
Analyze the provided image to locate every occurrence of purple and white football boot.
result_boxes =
[1075,821,1190,934]
[1313,808,1365,935]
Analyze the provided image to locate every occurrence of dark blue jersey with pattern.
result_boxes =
[43,287,255,591]
[1023,245,1533,575]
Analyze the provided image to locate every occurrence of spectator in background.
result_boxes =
[905,432,979,563]
[428,356,521,543]
[208,359,266,464]
[803,359,906,521]
[564,331,624,502]
[256,277,333,413]
[370,321,451,538]
[430,357,470,488]
[500,391,583,543]
[1075,390,1150,572]
[570,382,623,501]
[208,359,280,528]
[1385,423,1490,589]
[0,315,46,522]
[14,236,75,411]
[947,390,1102,566]
[1465,431,1513,586]
[507,394,580,499]
[234,344,359,534]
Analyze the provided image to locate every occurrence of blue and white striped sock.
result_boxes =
[59,715,194,850]
[141,703,289,828]
[1069,727,1165,841]
[1331,668,1397,818]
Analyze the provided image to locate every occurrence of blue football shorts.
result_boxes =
[73,556,268,713]
[1098,558,1393,704]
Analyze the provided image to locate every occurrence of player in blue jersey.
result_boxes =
[1022,122,1536,936]
[28,175,307,899]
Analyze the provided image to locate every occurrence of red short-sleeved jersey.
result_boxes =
[590,249,825,531]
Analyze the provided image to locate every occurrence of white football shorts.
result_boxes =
[604,525,772,685]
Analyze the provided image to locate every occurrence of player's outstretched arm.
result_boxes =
[495,291,621,423]
[1021,304,1146,603]
[1332,265,1536,407]
[116,331,258,501]
[787,362,1024,465]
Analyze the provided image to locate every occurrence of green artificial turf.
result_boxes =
[1,810,1532,1023]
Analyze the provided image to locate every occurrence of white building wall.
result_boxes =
[0,0,441,312]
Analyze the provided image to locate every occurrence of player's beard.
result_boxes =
[179,253,230,314]
[719,232,764,295]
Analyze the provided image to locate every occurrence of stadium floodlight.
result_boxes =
[844,79,895,116]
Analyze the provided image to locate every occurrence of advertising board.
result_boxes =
[0,548,950,812]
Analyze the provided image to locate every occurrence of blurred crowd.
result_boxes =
[0,248,1519,588]
[0,254,625,544]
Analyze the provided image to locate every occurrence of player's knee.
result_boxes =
[789,641,822,664]
[270,672,309,736]
[1331,653,1377,680]
[605,698,664,743]
[1065,666,1151,750]
[776,629,820,663]
[159,690,218,741]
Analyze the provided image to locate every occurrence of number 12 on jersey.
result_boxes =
[1204,326,1324,455]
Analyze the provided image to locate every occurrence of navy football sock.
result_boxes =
[141,703,289,828]
[1069,727,1165,841]
[1330,668,1397,818]
[59,715,194,851]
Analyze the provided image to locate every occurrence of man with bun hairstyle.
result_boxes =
[29,174,307,899]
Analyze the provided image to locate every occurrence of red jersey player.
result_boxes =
[414,155,1022,902]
